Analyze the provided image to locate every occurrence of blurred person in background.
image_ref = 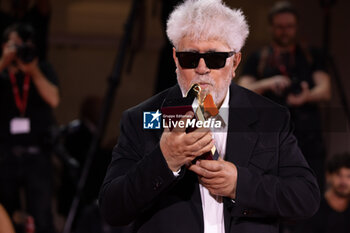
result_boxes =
[0,23,59,233]
[0,0,51,60]
[57,96,113,220]
[295,152,350,233]
[75,201,126,233]
[238,1,331,191]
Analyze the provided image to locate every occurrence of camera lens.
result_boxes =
[16,44,37,63]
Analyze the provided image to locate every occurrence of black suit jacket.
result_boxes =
[99,83,320,233]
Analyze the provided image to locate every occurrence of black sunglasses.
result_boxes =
[176,51,235,69]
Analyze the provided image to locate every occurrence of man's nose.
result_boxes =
[195,58,210,74]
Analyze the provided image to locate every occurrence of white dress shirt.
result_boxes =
[175,87,230,233]
[199,88,229,233]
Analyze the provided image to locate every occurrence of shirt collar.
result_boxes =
[219,88,230,110]
[180,85,230,129]
[217,88,229,130]
[180,86,230,110]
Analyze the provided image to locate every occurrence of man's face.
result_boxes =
[173,37,241,107]
[327,168,350,198]
[8,31,23,46]
[271,13,297,48]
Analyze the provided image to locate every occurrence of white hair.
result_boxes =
[166,0,249,52]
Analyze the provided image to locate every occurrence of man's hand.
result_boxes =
[266,75,291,96]
[17,58,40,76]
[287,81,310,106]
[160,111,215,172]
[0,42,16,70]
[18,58,60,108]
[239,75,290,95]
[189,158,237,199]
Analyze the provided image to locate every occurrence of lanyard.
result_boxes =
[9,72,31,116]
[272,46,296,77]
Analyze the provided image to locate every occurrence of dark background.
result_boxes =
[2,0,346,162]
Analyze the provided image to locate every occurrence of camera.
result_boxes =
[15,44,37,64]
[287,76,302,94]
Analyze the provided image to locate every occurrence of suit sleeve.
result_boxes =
[99,110,179,226]
[227,110,320,220]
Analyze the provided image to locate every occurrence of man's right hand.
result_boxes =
[238,75,291,96]
[160,111,215,172]
[266,75,291,95]
[0,42,16,70]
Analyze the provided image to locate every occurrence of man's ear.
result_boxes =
[172,47,177,66]
[233,52,241,70]
[231,52,241,78]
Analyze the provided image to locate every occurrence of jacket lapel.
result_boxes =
[159,85,205,231]
[224,84,259,233]
[225,83,259,167]
[187,171,204,233]
[153,84,184,140]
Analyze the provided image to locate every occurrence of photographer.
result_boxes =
[0,23,59,233]
[238,1,331,192]
[0,0,51,60]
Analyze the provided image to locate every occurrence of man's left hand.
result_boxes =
[18,58,39,76]
[189,158,237,199]
[287,81,310,107]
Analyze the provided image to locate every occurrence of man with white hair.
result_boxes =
[99,1,320,232]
